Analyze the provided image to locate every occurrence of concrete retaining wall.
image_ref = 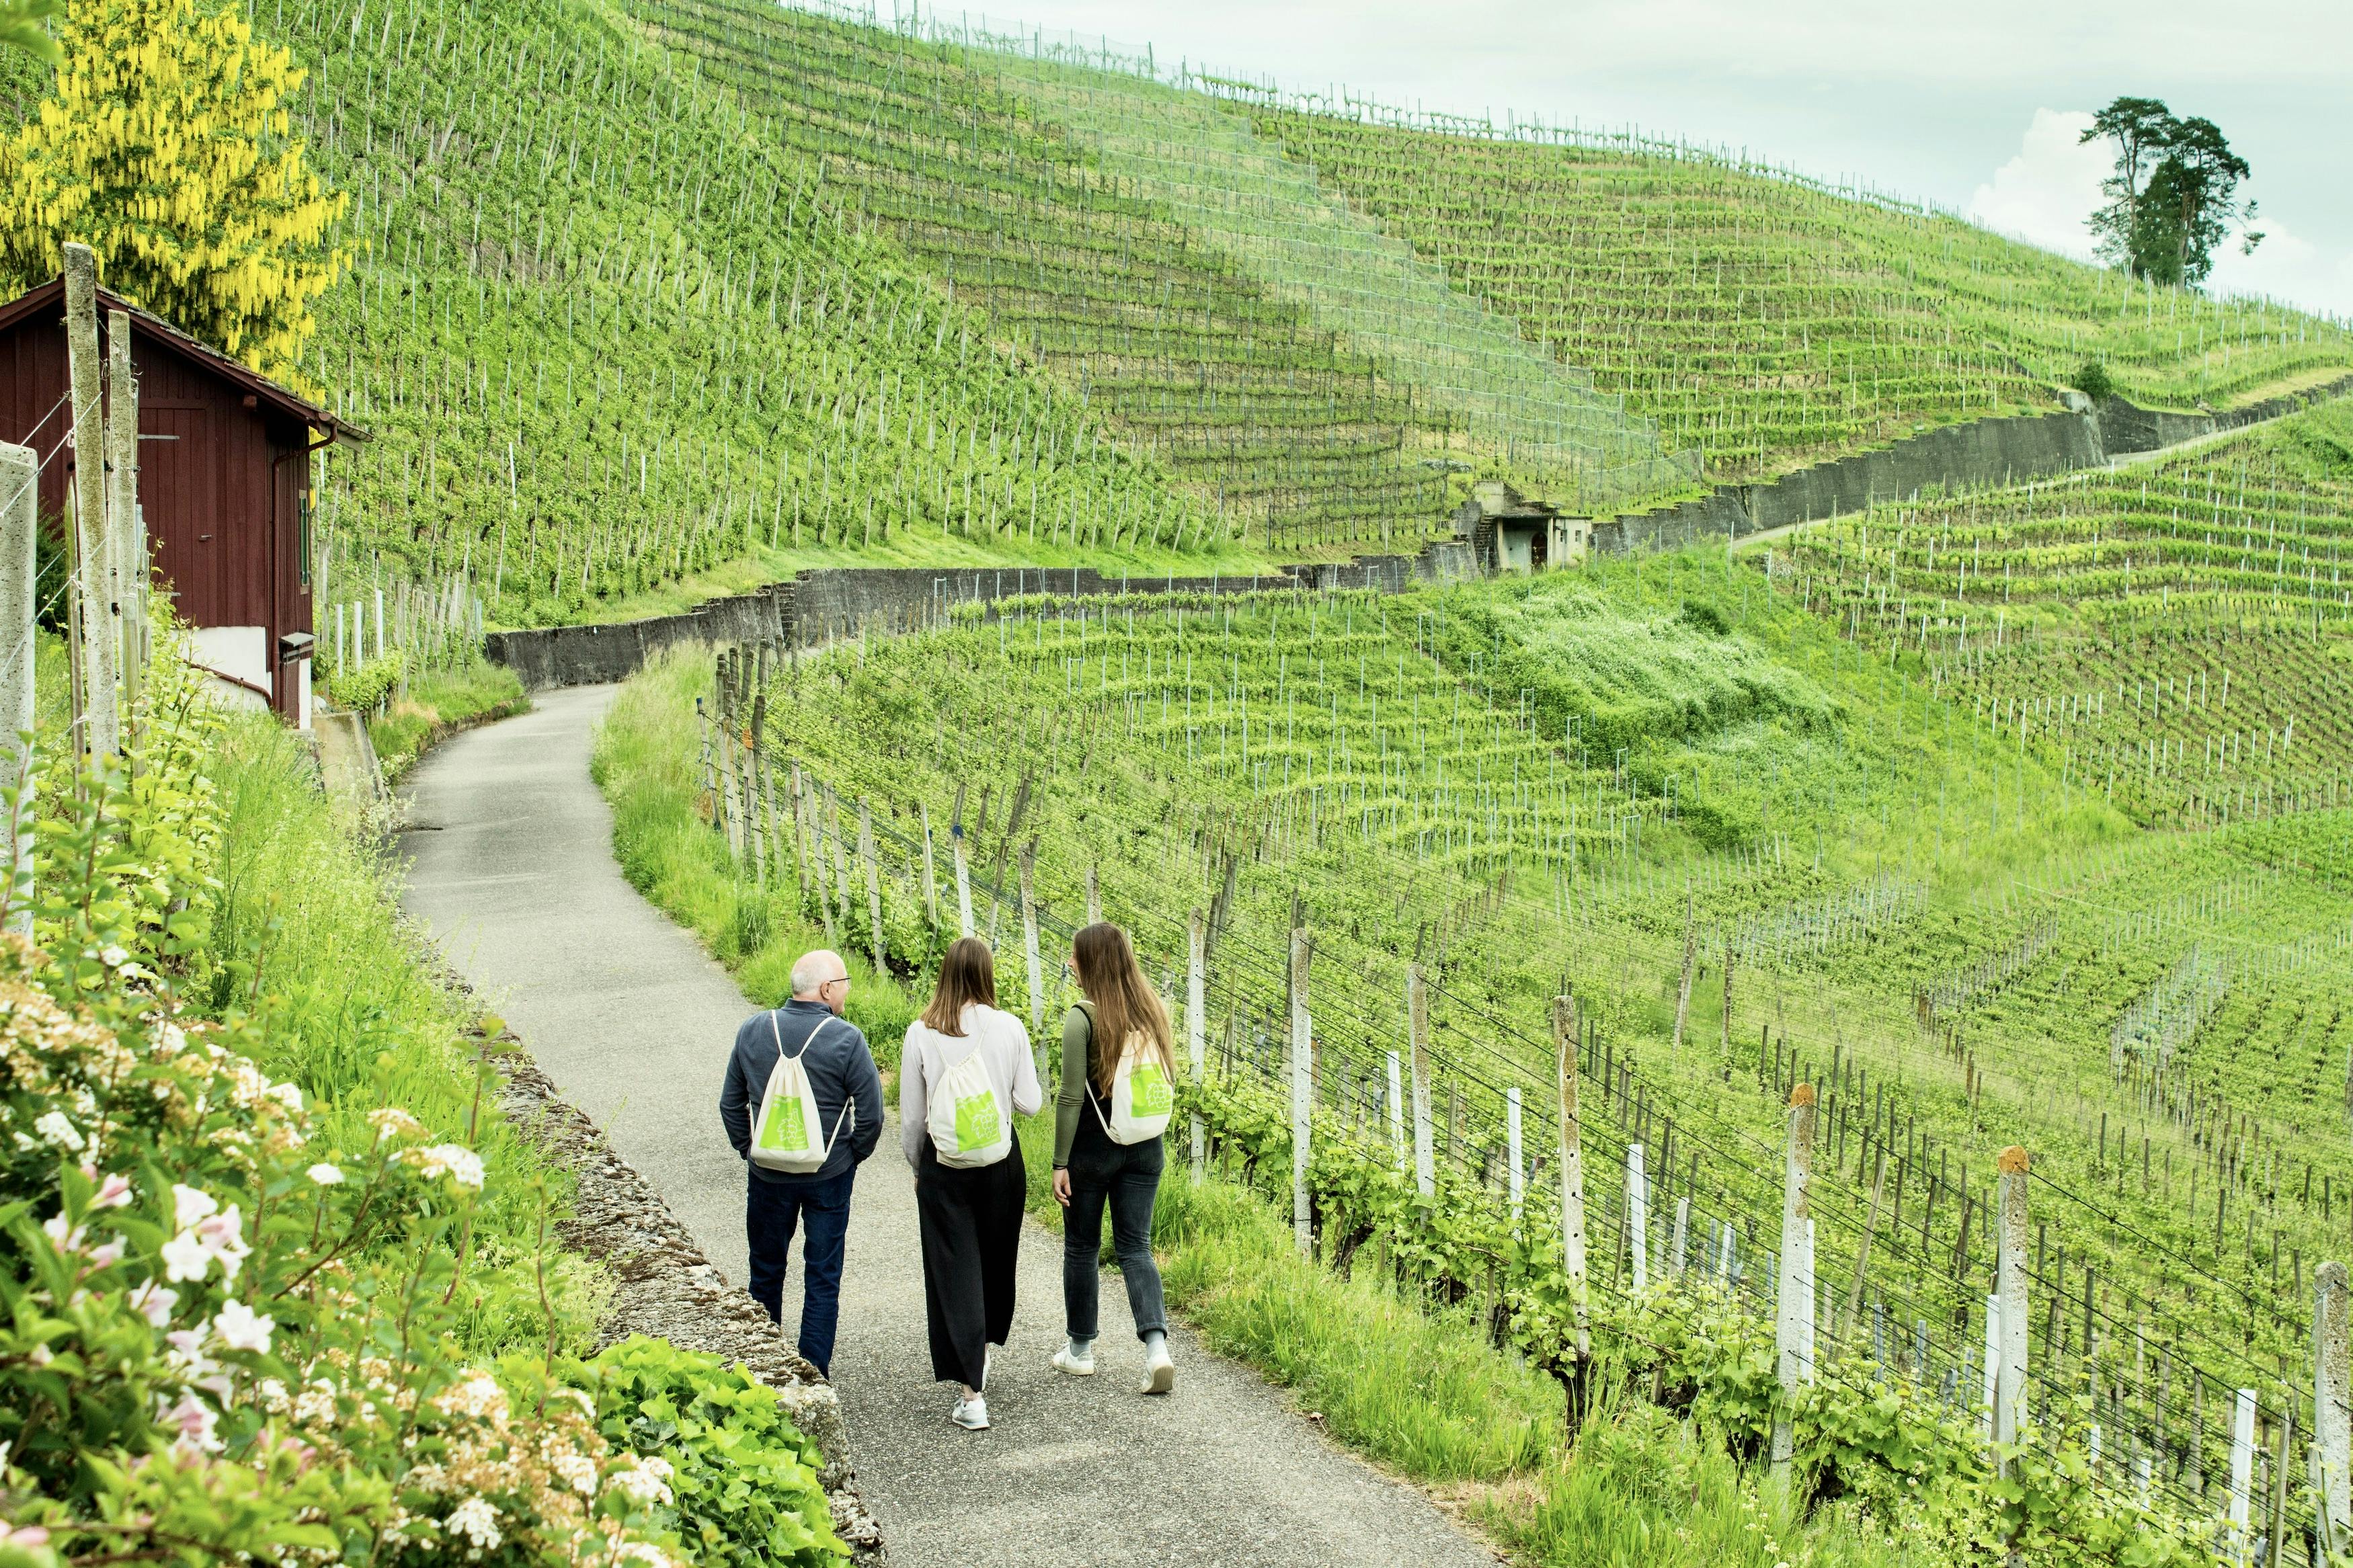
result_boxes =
[1593,373,2353,555]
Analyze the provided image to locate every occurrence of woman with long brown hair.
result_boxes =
[1049,921,1179,1395]
[902,937,1042,1432]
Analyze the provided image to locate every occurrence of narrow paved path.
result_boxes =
[398,685,1500,1568]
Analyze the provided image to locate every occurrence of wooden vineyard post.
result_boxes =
[1553,995,1590,1367]
[951,785,975,938]
[1408,963,1435,1198]
[858,802,885,979]
[62,244,112,756]
[804,778,837,947]
[1846,1151,1886,1344]
[2319,1261,2352,1555]
[0,442,32,936]
[1386,1050,1406,1169]
[1671,897,1696,1051]
[826,787,853,934]
[1626,1143,1650,1291]
[104,308,138,720]
[1720,940,1737,1072]
[918,800,939,933]
[1187,907,1207,1184]
[1771,1083,1817,1494]
[1019,842,1044,1059]
[1289,925,1312,1258]
[2228,1388,2257,1565]
[1996,1147,2031,1456]
[1506,1087,1525,1223]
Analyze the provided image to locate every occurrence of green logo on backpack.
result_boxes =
[759,1095,811,1151]
[1129,1061,1172,1118]
[953,1090,1002,1153]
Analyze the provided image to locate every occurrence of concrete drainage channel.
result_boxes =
[482,378,2353,694]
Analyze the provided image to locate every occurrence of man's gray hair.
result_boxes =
[790,950,842,997]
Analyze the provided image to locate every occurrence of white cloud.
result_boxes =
[2206,222,2353,319]
[1965,110,2106,261]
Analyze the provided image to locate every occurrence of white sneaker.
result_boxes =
[1141,1342,1175,1396]
[1051,1344,1096,1377]
[951,1393,990,1431]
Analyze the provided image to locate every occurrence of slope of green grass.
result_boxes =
[1229,90,2353,483]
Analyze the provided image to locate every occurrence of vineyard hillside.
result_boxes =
[1232,91,2353,483]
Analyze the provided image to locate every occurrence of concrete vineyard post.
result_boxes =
[1019,842,1044,1061]
[1626,1142,1650,1291]
[1996,1147,2030,1454]
[1506,1086,1524,1223]
[859,801,885,978]
[1187,907,1207,1183]
[0,442,32,937]
[1408,962,1434,1198]
[63,245,111,754]
[1289,925,1312,1258]
[104,310,138,722]
[1671,1196,1690,1278]
[1553,995,1590,1363]
[2317,1261,2352,1551]
[1386,1050,1406,1168]
[2229,1388,2257,1564]
[1671,897,1696,1050]
[951,805,975,938]
[1772,1083,1817,1492]
[918,800,939,932]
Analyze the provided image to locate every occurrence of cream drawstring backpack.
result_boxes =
[923,1026,1012,1168]
[752,1014,852,1173]
[1079,1001,1174,1145]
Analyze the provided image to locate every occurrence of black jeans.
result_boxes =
[914,1137,1027,1389]
[1062,1121,1166,1342]
[745,1166,855,1376]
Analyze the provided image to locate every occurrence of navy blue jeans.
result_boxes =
[746,1167,855,1375]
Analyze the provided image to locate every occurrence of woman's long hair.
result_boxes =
[921,938,996,1037]
[1070,922,1173,1096]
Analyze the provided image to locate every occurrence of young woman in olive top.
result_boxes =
[1048,921,1177,1394]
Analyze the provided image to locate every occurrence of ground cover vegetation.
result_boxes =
[1222,85,2352,483]
[1,630,848,1563]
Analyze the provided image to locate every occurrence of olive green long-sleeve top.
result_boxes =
[1052,1003,1096,1168]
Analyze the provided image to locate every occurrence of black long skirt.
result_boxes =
[913,1134,1027,1388]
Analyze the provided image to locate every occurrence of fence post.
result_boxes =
[1019,842,1044,1061]
[951,788,975,939]
[858,802,885,979]
[62,244,114,756]
[1671,1195,1689,1278]
[0,442,32,936]
[2317,1260,2352,1553]
[1408,962,1434,1198]
[1552,995,1589,1365]
[1771,1083,1817,1493]
[1506,1087,1524,1223]
[104,308,138,720]
[1289,925,1312,1258]
[918,800,939,932]
[1386,1049,1406,1168]
[2229,1389,2258,1565]
[1187,907,1206,1184]
[1996,1147,2031,1456]
[1626,1143,1650,1292]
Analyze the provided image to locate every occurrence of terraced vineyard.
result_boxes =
[723,540,2352,1526]
[1228,87,2353,483]
[1780,401,2353,828]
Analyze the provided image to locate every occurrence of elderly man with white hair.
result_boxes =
[719,948,883,1376]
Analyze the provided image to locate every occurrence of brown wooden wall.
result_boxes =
[0,304,313,720]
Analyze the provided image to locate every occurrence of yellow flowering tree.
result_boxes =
[0,0,348,381]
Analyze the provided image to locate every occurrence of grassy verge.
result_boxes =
[367,660,532,780]
[592,642,1929,1567]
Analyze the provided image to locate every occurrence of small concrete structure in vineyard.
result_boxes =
[1451,480,1590,574]
[0,275,366,724]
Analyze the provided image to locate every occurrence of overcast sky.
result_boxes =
[923,0,2353,318]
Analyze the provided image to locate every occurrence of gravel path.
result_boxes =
[397,684,1500,1568]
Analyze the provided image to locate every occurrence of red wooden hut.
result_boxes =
[0,276,365,724]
